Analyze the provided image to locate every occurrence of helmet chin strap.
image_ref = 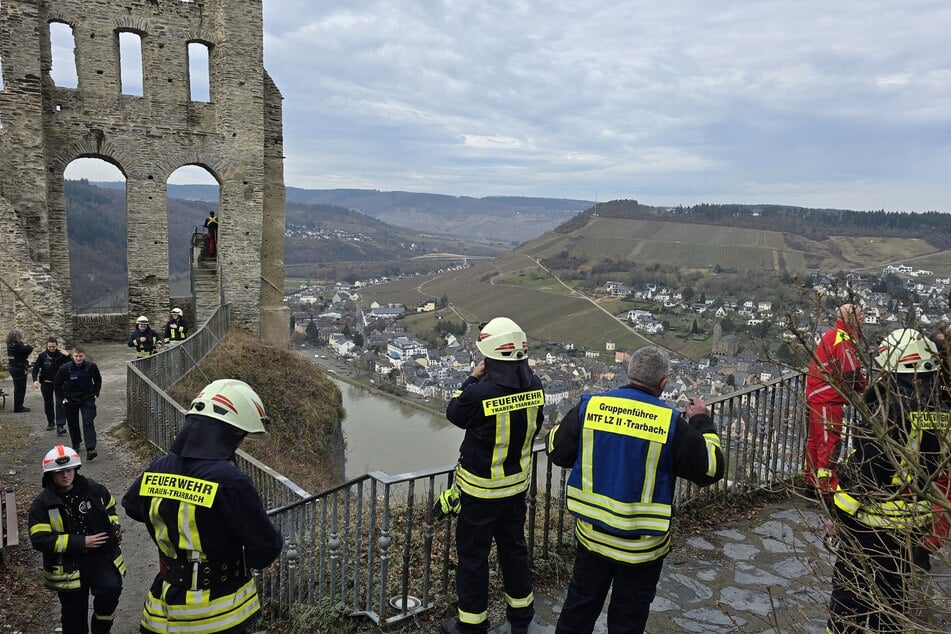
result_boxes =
[171,415,246,461]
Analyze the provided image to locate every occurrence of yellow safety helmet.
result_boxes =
[188,379,271,434]
[875,329,938,374]
[477,317,528,361]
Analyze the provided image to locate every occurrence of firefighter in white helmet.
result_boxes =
[163,308,189,345]
[441,317,544,634]
[127,316,163,358]
[28,445,125,633]
[827,329,946,632]
[122,379,282,634]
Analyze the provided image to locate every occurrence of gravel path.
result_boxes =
[2,343,157,633]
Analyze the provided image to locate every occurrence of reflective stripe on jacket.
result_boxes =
[122,452,283,634]
[27,475,125,591]
[833,487,933,530]
[447,373,545,499]
[566,391,678,537]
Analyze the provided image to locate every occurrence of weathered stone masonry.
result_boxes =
[0,0,288,345]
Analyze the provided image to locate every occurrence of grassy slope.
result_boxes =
[359,216,951,360]
[167,330,346,494]
[523,217,947,274]
[364,261,646,353]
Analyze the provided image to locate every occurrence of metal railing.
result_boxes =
[130,305,230,389]
[125,303,310,510]
[260,371,810,626]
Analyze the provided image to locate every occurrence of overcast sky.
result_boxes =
[66,1,951,212]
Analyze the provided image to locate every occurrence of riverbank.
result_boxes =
[299,346,448,419]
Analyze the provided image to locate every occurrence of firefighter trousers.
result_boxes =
[555,544,664,634]
[827,511,912,633]
[58,554,122,634]
[454,492,534,632]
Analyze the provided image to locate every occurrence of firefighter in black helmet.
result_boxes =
[441,317,544,634]
[122,379,283,633]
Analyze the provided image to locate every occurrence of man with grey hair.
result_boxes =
[547,346,724,633]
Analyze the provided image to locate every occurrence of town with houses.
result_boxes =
[286,263,951,426]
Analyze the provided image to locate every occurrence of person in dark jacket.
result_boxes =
[32,336,71,432]
[52,346,103,461]
[122,379,283,634]
[128,316,163,358]
[827,329,946,633]
[28,444,125,634]
[547,346,724,634]
[441,317,544,634]
[163,308,189,345]
[6,328,34,412]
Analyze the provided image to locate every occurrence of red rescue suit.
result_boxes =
[805,319,866,494]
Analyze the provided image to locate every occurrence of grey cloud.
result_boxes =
[261,0,951,211]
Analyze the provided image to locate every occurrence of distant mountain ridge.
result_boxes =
[94,182,593,244]
[69,180,492,308]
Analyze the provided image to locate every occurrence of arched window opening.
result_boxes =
[167,165,220,305]
[63,158,127,313]
[118,31,144,96]
[187,42,210,102]
[49,22,79,89]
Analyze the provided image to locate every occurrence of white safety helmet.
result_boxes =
[42,444,81,473]
[477,317,529,361]
[136,316,149,325]
[170,308,183,317]
[188,379,270,434]
[875,329,938,374]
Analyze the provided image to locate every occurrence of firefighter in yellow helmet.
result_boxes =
[441,317,544,634]
[826,329,945,632]
[28,445,125,634]
[122,380,283,633]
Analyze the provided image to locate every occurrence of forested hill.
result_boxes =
[65,180,487,309]
[560,200,951,249]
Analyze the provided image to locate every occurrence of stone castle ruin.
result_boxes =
[0,0,287,345]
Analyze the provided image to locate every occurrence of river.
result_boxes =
[333,378,464,478]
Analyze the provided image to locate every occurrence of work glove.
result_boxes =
[432,487,461,521]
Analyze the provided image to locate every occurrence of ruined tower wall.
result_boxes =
[0,0,287,345]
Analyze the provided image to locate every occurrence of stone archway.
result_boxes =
[0,0,287,344]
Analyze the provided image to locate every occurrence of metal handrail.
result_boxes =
[259,371,810,626]
[125,303,311,509]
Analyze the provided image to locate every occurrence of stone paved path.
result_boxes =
[502,501,950,634]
